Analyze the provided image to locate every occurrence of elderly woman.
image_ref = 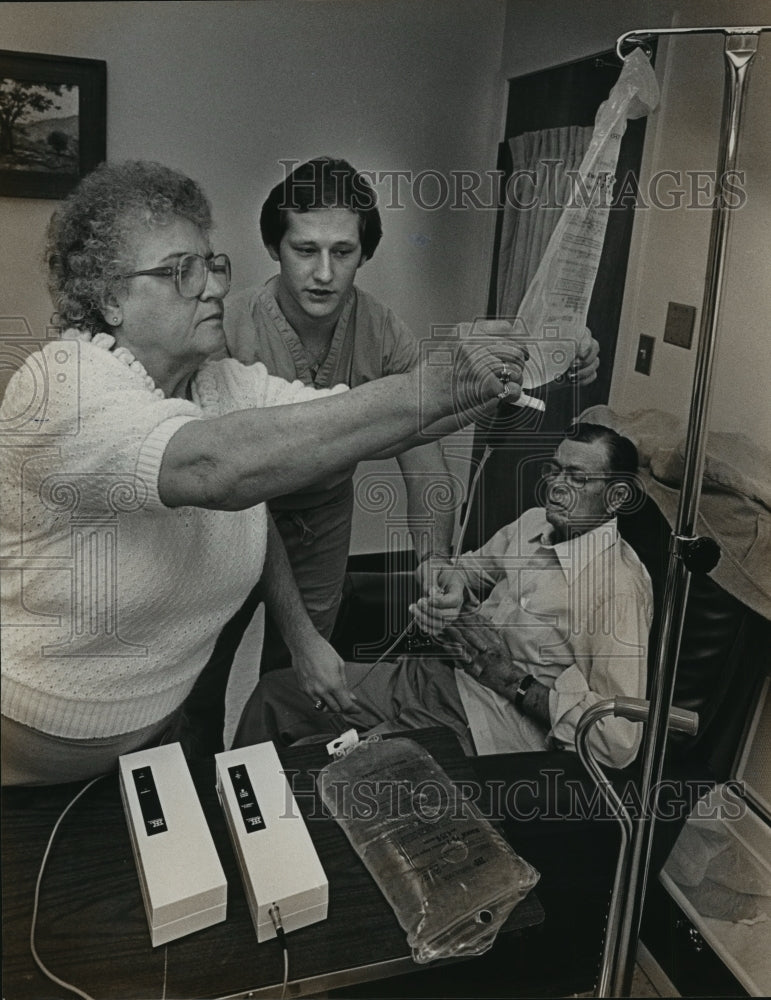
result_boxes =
[0,160,527,785]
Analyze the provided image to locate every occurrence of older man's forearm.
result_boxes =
[518,678,551,725]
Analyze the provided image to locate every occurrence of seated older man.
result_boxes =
[238,423,653,770]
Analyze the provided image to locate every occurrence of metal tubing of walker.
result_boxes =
[575,702,634,999]
[579,699,699,997]
[612,32,761,997]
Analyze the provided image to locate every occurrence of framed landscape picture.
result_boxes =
[0,50,106,199]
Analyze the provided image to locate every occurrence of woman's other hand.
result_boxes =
[565,327,600,387]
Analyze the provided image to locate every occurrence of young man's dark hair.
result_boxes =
[259,157,383,260]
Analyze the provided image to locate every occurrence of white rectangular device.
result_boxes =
[215,741,328,941]
[119,742,228,946]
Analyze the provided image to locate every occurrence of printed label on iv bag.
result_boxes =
[509,47,660,391]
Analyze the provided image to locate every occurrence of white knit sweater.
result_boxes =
[0,331,343,739]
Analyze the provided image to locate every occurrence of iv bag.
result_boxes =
[511,48,660,392]
[317,736,540,964]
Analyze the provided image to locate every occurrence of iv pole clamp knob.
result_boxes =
[679,536,721,574]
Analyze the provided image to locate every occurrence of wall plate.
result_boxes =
[664,301,696,349]
[635,335,655,375]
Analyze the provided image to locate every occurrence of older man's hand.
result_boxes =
[409,565,472,636]
[440,611,526,698]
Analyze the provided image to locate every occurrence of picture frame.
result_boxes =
[0,49,106,199]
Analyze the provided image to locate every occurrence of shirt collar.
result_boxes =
[262,275,356,385]
[530,514,619,579]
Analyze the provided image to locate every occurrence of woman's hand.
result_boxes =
[290,632,357,714]
[418,320,529,423]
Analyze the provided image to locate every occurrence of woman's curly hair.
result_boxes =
[46,160,213,331]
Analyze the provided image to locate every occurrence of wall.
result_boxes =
[0,0,507,553]
[502,0,771,440]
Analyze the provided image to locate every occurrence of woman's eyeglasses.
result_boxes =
[540,461,605,490]
[121,253,231,299]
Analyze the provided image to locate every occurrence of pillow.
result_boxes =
[651,431,771,511]
[579,404,771,510]
[578,405,683,466]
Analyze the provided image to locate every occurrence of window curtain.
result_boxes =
[496,125,593,318]
[462,125,594,553]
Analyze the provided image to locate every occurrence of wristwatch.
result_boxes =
[514,673,535,711]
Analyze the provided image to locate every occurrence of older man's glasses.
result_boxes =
[121,253,231,299]
[540,461,605,490]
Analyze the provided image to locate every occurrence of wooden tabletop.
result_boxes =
[2,728,543,999]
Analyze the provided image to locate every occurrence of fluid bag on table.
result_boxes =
[317,736,539,964]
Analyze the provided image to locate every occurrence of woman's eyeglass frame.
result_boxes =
[120,253,231,299]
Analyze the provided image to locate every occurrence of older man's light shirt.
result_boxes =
[453,507,653,768]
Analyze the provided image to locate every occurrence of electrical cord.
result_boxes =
[30,775,104,1000]
[30,777,294,1000]
[269,904,290,1000]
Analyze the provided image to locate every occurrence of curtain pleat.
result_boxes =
[497,125,593,317]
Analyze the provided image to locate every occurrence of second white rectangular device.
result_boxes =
[215,741,328,941]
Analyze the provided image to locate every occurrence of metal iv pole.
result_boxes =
[600,24,770,997]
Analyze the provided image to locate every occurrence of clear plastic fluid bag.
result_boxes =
[510,47,660,398]
[317,736,540,964]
